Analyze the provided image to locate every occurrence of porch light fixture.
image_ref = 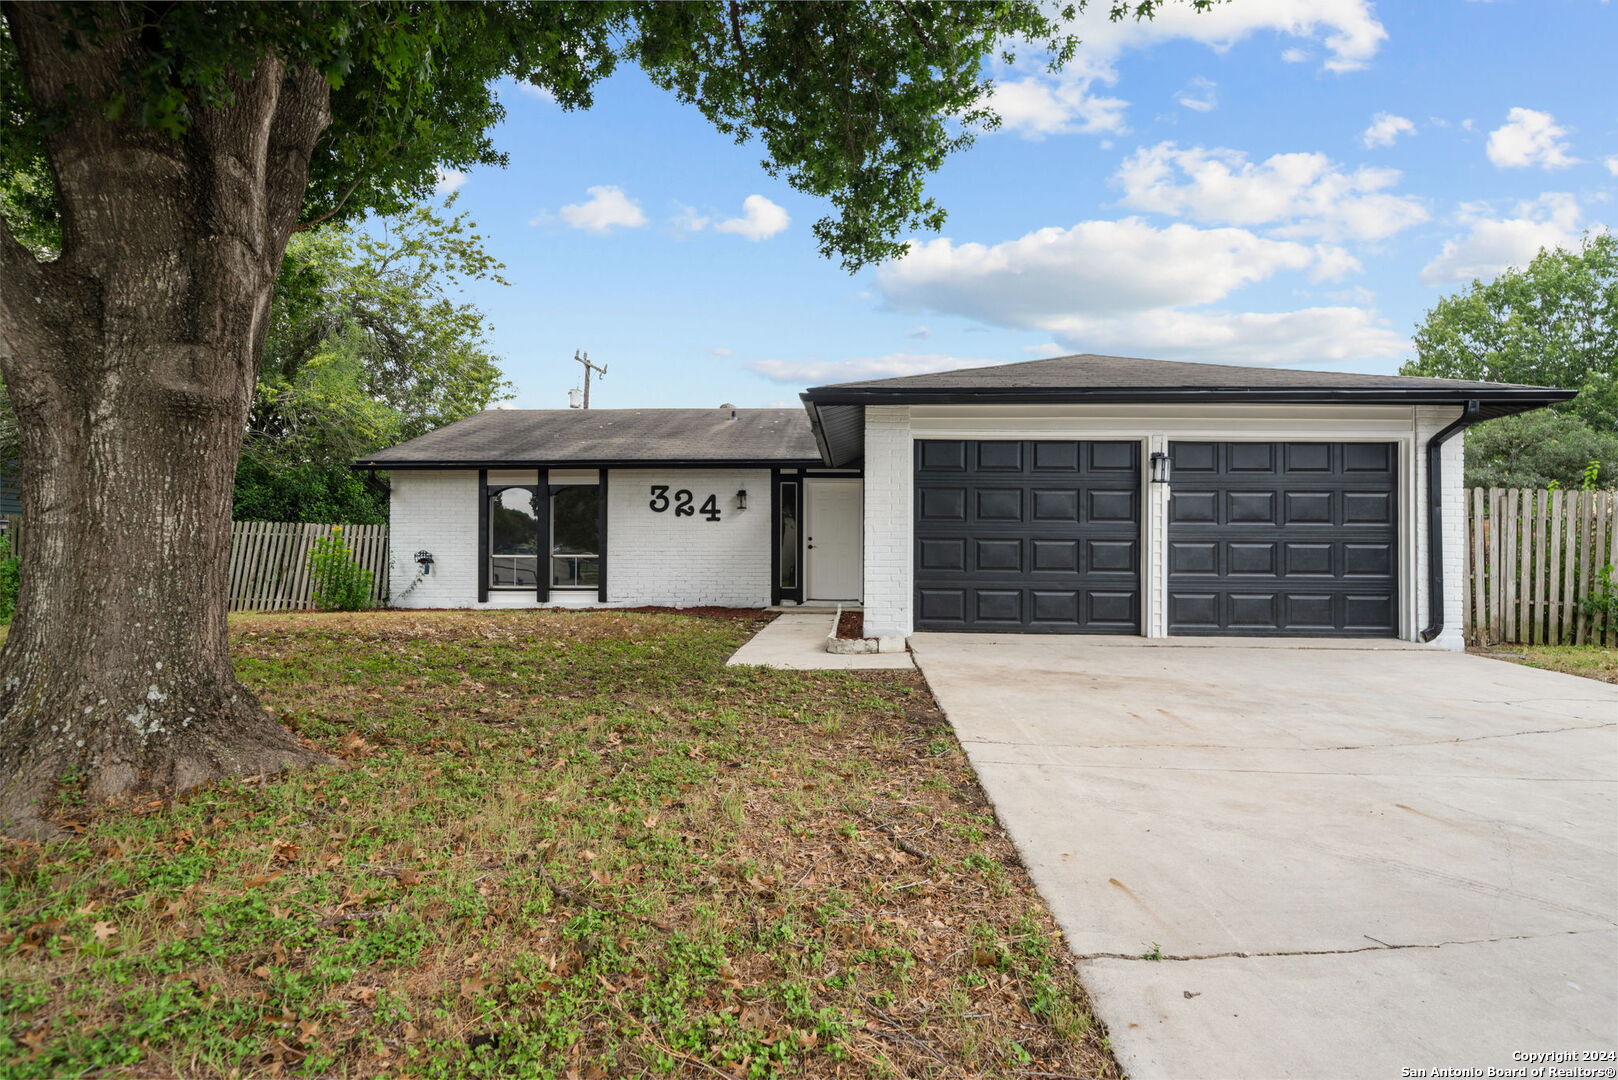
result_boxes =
[414,549,435,575]
[736,489,748,511]
[1149,452,1172,484]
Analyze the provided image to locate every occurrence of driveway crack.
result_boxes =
[1073,928,1612,963]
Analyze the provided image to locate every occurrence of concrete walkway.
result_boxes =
[726,612,914,670]
[910,633,1618,1080]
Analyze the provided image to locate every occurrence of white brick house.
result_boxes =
[358,354,1573,651]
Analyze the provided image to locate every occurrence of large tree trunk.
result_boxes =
[0,8,335,836]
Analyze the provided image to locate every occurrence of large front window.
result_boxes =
[550,485,600,589]
[489,487,539,588]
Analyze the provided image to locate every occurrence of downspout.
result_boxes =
[1419,400,1483,643]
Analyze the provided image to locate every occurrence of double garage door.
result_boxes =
[913,439,1397,637]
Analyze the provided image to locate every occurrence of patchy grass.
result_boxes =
[1472,643,1618,683]
[0,610,1119,1079]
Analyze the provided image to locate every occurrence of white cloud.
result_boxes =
[671,204,711,234]
[714,195,790,241]
[1362,112,1416,148]
[1067,0,1386,73]
[1037,306,1406,366]
[1420,193,1598,284]
[1023,342,1066,357]
[987,69,1128,138]
[434,167,467,194]
[1486,108,1578,169]
[1605,156,1618,177]
[748,353,1001,385]
[877,218,1320,325]
[556,186,647,232]
[1176,77,1219,113]
[1114,142,1428,241]
[871,215,1403,366]
[985,1,1383,140]
[674,195,790,241]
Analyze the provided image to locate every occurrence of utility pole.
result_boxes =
[573,350,607,409]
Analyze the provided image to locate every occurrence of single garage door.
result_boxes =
[1167,441,1398,636]
[914,439,1139,633]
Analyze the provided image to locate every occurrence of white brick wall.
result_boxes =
[387,467,771,609]
[389,470,481,607]
[606,469,771,607]
[1414,406,1467,651]
[862,407,914,639]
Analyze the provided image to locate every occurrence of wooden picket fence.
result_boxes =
[1464,489,1618,646]
[228,521,389,612]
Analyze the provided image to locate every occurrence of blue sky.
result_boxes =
[428,0,1616,410]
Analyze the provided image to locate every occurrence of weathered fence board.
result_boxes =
[228,521,388,612]
[1465,488,1617,646]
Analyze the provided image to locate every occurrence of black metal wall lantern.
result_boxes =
[415,549,435,575]
[736,489,748,511]
[1149,451,1172,484]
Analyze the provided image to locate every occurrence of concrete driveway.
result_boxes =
[909,635,1618,1080]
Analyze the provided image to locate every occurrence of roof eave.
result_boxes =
[351,456,826,471]
[799,386,1579,406]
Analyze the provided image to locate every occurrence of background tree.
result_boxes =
[238,196,510,523]
[1401,234,1618,488]
[0,1,1206,835]
[1462,409,1618,489]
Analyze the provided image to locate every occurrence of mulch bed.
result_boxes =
[835,608,864,640]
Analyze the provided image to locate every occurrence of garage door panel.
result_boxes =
[918,537,966,572]
[1031,538,1080,572]
[1169,441,1397,637]
[975,488,1023,521]
[915,440,1140,633]
[975,538,1023,572]
[1031,489,1080,521]
[919,487,966,521]
[1089,489,1138,523]
[976,442,1023,471]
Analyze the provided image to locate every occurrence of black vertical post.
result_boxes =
[535,468,551,603]
[477,469,489,603]
[769,468,781,607]
[597,468,609,603]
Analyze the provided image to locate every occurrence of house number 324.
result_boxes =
[648,485,721,522]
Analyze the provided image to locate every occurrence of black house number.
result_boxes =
[649,485,721,522]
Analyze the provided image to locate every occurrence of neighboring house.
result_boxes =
[356,353,1573,651]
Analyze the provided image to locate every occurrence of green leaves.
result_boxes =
[3,1,1182,272]
[1402,233,1618,434]
[239,194,511,524]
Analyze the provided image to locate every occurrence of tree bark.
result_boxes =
[0,7,336,836]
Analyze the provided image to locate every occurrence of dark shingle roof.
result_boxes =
[357,408,821,468]
[808,353,1558,393]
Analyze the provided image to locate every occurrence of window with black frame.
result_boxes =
[550,485,600,588]
[489,487,539,588]
[778,481,799,593]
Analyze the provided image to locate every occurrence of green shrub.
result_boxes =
[307,526,374,611]
[1580,563,1618,637]
[0,531,18,623]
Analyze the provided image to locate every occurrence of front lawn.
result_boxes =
[0,610,1118,1079]
[1472,643,1618,683]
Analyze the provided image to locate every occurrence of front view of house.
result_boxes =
[358,354,1573,651]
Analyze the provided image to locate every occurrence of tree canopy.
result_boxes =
[0,2,1215,270]
[1401,233,1618,489]
[1401,233,1617,433]
[239,196,510,522]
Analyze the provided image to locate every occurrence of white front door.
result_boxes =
[805,478,862,601]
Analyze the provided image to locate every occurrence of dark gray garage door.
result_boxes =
[914,440,1139,633]
[1167,441,1398,636]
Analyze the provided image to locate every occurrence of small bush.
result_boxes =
[307,526,374,611]
[1580,563,1618,637]
[0,531,18,623]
